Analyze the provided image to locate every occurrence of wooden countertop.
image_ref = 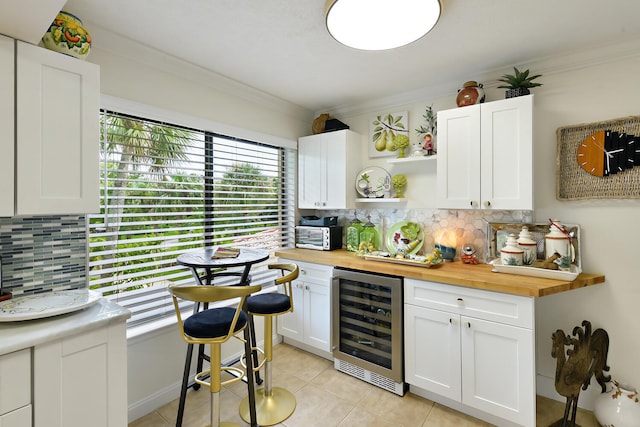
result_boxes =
[274,249,605,298]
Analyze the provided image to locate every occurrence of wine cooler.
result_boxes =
[332,267,406,395]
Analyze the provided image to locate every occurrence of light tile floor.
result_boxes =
[129,343,600,427]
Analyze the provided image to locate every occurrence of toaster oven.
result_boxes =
[294,226,342,251]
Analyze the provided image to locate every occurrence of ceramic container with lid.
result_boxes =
[501,233,524,266]
[545,219,574,262]
[456,81,485,107]
[517,226,538,265]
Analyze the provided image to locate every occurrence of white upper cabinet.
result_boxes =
[15,41,100,215]
[298,130,362,210]
[437,95,533,210]
[0,38,100,216]
[0,35,15,217]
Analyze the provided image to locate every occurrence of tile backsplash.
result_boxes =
[325,208,533,262]
[0,216,87,296]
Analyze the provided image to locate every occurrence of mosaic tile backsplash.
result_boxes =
[0,216,87,297]
[325,208,533,262]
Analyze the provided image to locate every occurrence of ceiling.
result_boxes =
[59,0,640,113]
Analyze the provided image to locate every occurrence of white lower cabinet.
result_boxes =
[0,349,32,427]
[276,259,332,353]
[404,279,535,427]
[33,321,128,427]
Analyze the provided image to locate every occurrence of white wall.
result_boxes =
[328,53,640,409]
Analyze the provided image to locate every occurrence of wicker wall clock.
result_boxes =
[556,115,640,200]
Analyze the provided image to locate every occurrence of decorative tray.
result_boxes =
[0,289,102,322]
[486,221,581,269]
[489,259,581,281]
[363,253,444,268]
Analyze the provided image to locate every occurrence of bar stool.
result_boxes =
[169,283,261,427]
[239,263,299,425]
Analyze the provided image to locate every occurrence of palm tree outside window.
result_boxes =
[88,111,295,328]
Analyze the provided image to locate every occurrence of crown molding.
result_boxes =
[323,36,640,118]
[85,21,313,123]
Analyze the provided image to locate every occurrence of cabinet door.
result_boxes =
[0,405,32,427]
[34,323,128,427]
[298,134,325,209]
[276,278,305,341]
[303,280,331,352]
[480,95,533,210]
[16,41,100,215]
[0,36,14,217]
[0,349,31,416]
[404,304,461,401]
[437,105,481,209]
[461,316,535,427]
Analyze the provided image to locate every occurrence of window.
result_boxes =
[88,111,296,327]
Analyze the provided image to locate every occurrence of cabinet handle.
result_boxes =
[456,298,464,305]
[449,318,453,324]
[300,269,306,275]
[466,322,471,328]
[469,201,473,207]
[305,285,310,291]
[484,200,491,208]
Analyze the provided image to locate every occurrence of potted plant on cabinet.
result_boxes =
[497,67,542,98]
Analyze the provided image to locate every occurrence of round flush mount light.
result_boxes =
[325,0,441,51]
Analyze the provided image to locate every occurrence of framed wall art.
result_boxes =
[369,111,408,158]
[556,115,640,200]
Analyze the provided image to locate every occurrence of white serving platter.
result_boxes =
[0,289,102,322]
[489,259,581,281]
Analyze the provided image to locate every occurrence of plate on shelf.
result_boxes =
[355,166,391,198]
[489,259,581,281]
[386,221,424,255]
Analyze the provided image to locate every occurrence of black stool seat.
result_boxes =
[184,307,248,338]
[247,293,291,315]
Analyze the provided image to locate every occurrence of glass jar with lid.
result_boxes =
[359,215,380,252]
[346,211,363,252]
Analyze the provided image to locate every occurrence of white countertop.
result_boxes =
[0,298,131,355]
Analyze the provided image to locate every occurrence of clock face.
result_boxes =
[577,131,606,177]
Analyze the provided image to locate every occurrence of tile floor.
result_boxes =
[129,343,600,427]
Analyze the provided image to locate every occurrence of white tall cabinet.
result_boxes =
[276,259,332,353]
[437,95,533,210]
[298,130,361,210]
[0,35,100,216]
[404,278,535,427]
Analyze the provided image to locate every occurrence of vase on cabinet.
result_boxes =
[456,81,485,107]
[41,10,92,60]
[593,380,640,427]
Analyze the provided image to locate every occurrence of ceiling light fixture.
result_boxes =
[325,0,441,51]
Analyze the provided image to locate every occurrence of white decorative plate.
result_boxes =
[355,166,391,198]
[0,289,102,322]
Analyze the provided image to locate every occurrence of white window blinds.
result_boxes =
[88,111,296,327]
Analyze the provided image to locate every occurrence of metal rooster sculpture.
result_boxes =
[550,320,610,427]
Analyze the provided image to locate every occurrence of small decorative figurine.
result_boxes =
[550,320,610,427]
[460,243,478,264]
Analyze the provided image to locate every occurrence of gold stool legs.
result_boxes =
[196,343,243,427]
[240,316,296,426]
